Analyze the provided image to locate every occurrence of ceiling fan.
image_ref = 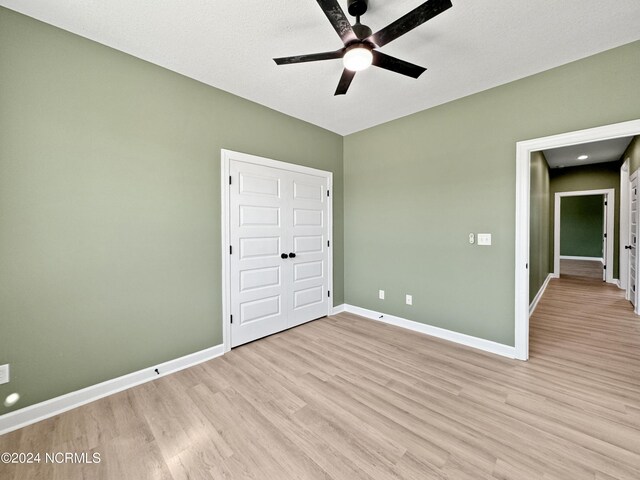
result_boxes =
[273,0,453,95]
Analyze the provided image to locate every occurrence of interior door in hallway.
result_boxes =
[628,175,638,309]
[602,196,607,281]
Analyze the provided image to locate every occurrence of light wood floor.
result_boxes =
[560,258,604,279]
[2,277,640,479]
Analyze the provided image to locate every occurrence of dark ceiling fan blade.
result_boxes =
[371,50,426,79]
[334,69,356,95]
[274,50,344,65]
[316,0,358,45]
[368,0,452,48]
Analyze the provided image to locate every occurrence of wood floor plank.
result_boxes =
[2,275,640,478]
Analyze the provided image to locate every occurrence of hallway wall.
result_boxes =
[529,152,551,302]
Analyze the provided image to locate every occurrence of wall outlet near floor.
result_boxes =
[0,364,9,385]
[406,294,413,306]
[378,290,385,300]
[469,233,475,244]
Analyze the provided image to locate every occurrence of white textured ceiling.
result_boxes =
[2,0,640,135]
[544,137,634,169]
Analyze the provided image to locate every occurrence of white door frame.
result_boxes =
[515,119,640,361]
[553,189,615,282]
[620,159,630,293]
[220,149,333,353]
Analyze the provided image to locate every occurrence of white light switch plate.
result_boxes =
[478,233,492,246]
[0,364,9,385]
[379,290,385,300]
[406,294,413,305]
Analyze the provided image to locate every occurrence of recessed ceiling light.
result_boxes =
[577,155,589,160]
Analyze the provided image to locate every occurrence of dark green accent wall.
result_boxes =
[550,162,621,277]
[529,152,551,302]
[0,8,344,414]
[560,196,604,257]
[344,40,640,346]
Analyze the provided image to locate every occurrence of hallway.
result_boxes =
[526,275,640,478]
[531,274,639,367]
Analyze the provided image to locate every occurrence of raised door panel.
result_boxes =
[240,266,281,292]
[293,234,324,254]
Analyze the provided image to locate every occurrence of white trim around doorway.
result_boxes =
[220,149,334,353]
[553,189,615,283]
[514,119,640,361]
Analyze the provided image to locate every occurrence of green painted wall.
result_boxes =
[550,162,621,276]
[560,196,604,257]
[0,8,344,414]
[529,152,551,302]
[625,136,640,173]
[344,40,640,346]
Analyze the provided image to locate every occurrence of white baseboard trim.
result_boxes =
[0,344,224,436]
[332,304,346,315]
[342,304,517,359]
[560,255,604,262]
[615,279,623,289]
[529,273,557,315]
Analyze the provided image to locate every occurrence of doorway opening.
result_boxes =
[514,119,640,360]
[554,189,614,282]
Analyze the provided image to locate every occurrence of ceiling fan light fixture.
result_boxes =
[343,45,373,71]
[273,0,453,95]
[577,154,589,160]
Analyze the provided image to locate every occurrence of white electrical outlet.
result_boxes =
[406,294,413,306]
[478,233,492,246]
[379,290,385,300]
[0,364,9,385]
[469,233,475,244]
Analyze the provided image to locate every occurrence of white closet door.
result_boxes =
[229,160,289,347]
[288,171,329,328]
[228,156,330,348]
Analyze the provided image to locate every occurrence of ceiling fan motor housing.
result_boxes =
[352,23,372,40]
[347,0,368,17]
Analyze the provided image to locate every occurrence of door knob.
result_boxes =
[281,253,288,259]
[289,252,296,258]
[626,245,634,250]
